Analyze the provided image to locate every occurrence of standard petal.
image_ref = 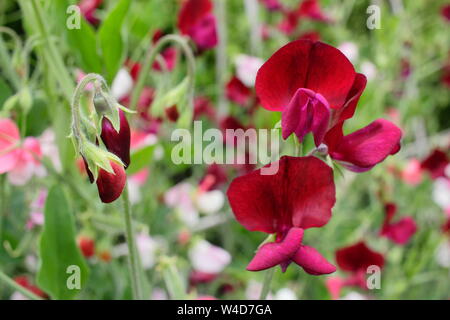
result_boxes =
[305,42,356,108]
[96,161,126,203]
[292,245,336,275]
[227,156,336,234]
[246,228,304,271]
[329,119,402,172]
[256,40,313,111]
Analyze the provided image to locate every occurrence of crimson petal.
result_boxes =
[96,161,126,203]
[336,241,385,273]
[227,156,336,234]
[100,110,131,168]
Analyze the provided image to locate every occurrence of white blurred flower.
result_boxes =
[196,190,225,214]
[360,61,377,81]
[245,280,273,300]
[338,42,358,63]
[39,129,61,172]
[151,288,168,300]
[189,239,231,274]
[127,179,141,205]
[436,241,450,268]
[275,288,297,300]
[164,182,199,227]
[136,233,161,269]
[340,291,368,300]
[111,68,133,100]
[432,178,450,212]
[10,292,28,300]
[235,54,264,87]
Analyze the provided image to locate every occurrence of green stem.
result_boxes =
[259,268,275,300]
[130,34,196,113]
[122,183,144,300]
[214,0,229,117]
[0,34,21,90]
[27,0,74,101]
[0,270,43,300]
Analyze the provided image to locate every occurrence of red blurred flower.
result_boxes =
[278,10,299,35]
[178,0,218,51]
[78,236,95,258]
[297,0,332,23]
[199,163,228,191]
[256,40,402,172]
[14,276,47,299]
[227,156,336,275]
[326,241,384,298]
[226,76,252,106]
[441,4,450,22]
[380,203,417,245]
[421,149,449,179]
[78,0,102,25]
[194,96,216,121]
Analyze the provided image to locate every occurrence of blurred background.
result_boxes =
[0,0,449,300]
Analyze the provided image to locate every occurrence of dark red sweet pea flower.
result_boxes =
[421,149,449,179]
[101,110,131,168]
[226,76,252,106]
[442,217,450,234]
[256,40,360,145]
[326,241,384,298]
[227,156,336,275]
[194,96,216,121]
[199,163,228,191]
[441,4,450,22]
[297,0,332,23]
[278,10,300,35]
[380,203,417,245]
[324,119,402,172]
[178,0,218,51]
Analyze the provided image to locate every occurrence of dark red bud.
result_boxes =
[165,105,180,122]
[100,110,131,168]
[81,156,95,183]
[96,161,126,203]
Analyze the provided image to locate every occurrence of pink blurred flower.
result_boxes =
[234,54,264,88]
[0,118,43,185]
[188,239,231,274]
[380,203,417,245]
[401,159,423,186]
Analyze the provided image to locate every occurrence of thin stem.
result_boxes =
[0,33,21,90]
[28,0,74,101]
[214,0,229,117]
[130,34,196,113]
[259,268,275,300]
[122,183,144,300]
[243,0,262,56]
[0,269,43,300]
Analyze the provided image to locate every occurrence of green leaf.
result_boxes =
[37,186,89,300]
[127,144,155,175]
[66,18,102,73]
[98,0,131,83]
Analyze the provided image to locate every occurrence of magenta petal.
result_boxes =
[281,88,311,140]
[329,119,402,172]
[383,217,417,245]
[246,228,304,272]
[293,245,336,275]
[311,93,331,146]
